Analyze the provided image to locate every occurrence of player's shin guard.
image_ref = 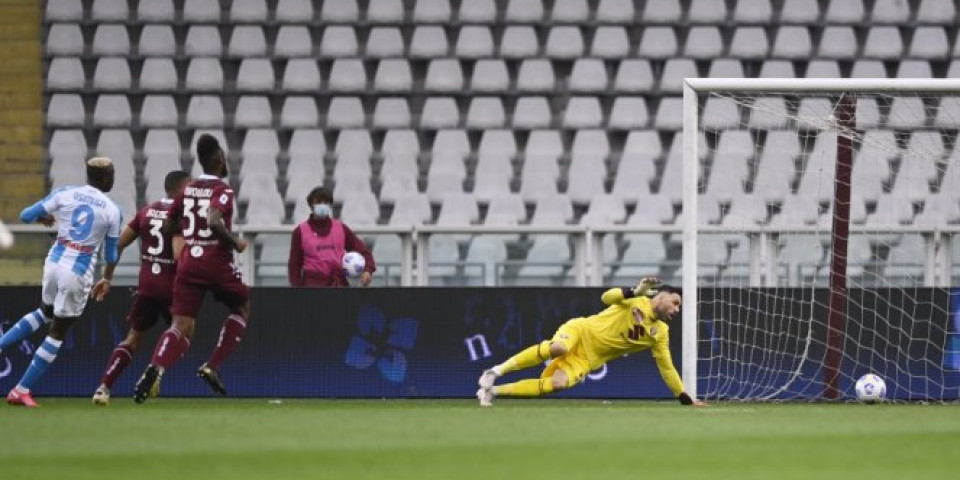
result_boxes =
[497,341,552,375]
[0,309,51,352]
[151,328,190,369]
[493,378,554,397]
[100,345,134,388]
[205,314,246,370]
[17,336,61,391]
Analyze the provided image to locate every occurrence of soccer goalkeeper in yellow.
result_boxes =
[477,277,706,407]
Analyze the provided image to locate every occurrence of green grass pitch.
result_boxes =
[1,398,957,480]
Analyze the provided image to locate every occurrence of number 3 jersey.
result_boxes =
[129,198,177,300]
[170,175,237,268]
[41,185,123,277]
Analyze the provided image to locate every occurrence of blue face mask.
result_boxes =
[313,203,332,219]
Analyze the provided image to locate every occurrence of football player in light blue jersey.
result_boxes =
[0,157,122,407]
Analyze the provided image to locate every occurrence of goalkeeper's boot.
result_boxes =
[92,385,110,406]
[478,369,499,390]
[133,364,162,404]
[197,363,227,396]
[7,388,38,408]
[476,387,494,407]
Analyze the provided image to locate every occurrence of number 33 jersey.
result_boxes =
[42,185,123,277]
[129,198,178,300]
[170,175,236,267]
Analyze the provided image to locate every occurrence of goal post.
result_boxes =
[681,78,960,401]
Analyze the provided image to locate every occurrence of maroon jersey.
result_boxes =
[171,175,237,269]
[128,198,177,300]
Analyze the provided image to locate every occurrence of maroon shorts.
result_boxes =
[126,295,172,332]
[170,262,250,317]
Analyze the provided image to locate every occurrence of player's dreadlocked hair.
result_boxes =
[196,134,222,174]
[164,170,190,195]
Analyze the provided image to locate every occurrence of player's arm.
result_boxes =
[288,224,304,286]
[652,342,706,407]
[92,225,138,301]
[172,234,184,262]
[20,196,55,226]
[600,276,662,305]
[208,207,247,253]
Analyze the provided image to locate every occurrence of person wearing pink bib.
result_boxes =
[288,187,375,287]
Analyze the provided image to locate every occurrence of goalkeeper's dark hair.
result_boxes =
[657,284,682,298]
[163,170,190,195]
[196,134,222,174]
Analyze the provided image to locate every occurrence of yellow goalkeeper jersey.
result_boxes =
[567,288,685,396]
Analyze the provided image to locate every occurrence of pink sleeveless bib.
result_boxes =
[299,219,345,282]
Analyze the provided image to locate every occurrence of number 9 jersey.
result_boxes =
[42,185,123,277]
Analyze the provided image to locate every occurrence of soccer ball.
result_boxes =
[855,373,887,402]
[342,252,365,277]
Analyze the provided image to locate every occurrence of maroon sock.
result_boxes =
[205,314,247,371]
[100,345,134,388]
[151,328,191,370]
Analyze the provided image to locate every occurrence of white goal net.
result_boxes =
[680,79,960,401]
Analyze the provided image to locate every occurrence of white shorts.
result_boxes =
[41,260,93,318]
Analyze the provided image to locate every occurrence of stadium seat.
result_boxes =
[805,60,841,78]
[144,154,182,201]
[228,26,267,57]
[684,27,723,59]
[420,97,460,129]
[561,97,602,129]
[749,97,789,129]
[516,235,570,284]
[320,0,358,22]
[886,97,927,129]
[729,27,769,59]
[617,234,666,278]
[868,194,916,227]
[504,0,543,22]
[517,59,555,92]
[326,97,365,129]
[759,60,797,78]
[332,173,373,201]
[642,0,681,23]
[850,60,887,79]
[707,59,744,78]
[328,59,368,92]
[772,26,813,59]
[545,26,584,59]
[871,0,911,24]
[184,26,222,57]
[319,26,359,57]
[863,27,903,59]
[47,58,85,91]
[567,153,608,204]
[455,26,494,58]
[637,27,677,58]
[46,24,83,56]
[340,191,380,226]
[185,58,223,92]
[466,97,506,129]
[701,96,740,130]
[432,128,470,162]
[473,153,513,202]
[379,175,420,204]
[500,26,540,58]
[531,195,574,224]
[365,27,404,58]
[410,26,449,58]
[143,129,179,157]
[917,0,956,24]
[374,59,413,92]
[817,27,858,59]
[282,59,320,92]
[276,0,314,23]
[608,97,649,130]
[551,0,588,21]
[286,148,325,203]
[909,28,949,59]
[613,60,655,93]
[580,193,627,226]
[93,95,132,127]
[569,59,608,93]
[414,0,452,23]
[139,95,178,127]
[521,158,561,201]
[234,96,273,128]
[659,58,697,93]
[896,60,933,79]
[688,0,727,23]
[381,129,421,173]
[389,194,432,226]
[458,0,496,22]
[240,175,285,225]
[427,235,461,280]
[367,0,403,23]
[231,0,268,22]
[465,237,508,286]
[185,96,224,128]
[240,153,279,181]
[824,0,864,23]
[137,0,174,21]
[425,59,464,92]
[591,26,630,58]
[243,129,280,159]
[511,96,551,129]
[275,26,313,57]
[426,170,466,202]
[138,25,176,57]
[183,0,220,21]
[935,97,960,128]
[723,195,768,227]
[733,0,772,23]
[754,134,798,202]
[46,0,83,22]
[372,98,411,129]
[92,25,130,56]
[654,97,683,131]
